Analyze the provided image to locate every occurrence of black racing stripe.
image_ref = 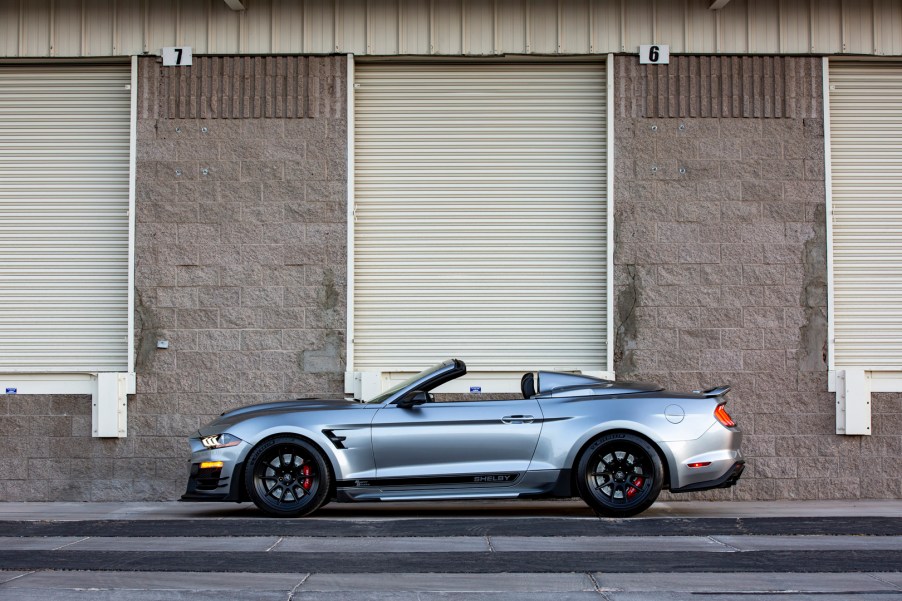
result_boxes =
[0,517,900,538]
[0,550,901,574]
[336,473,521,488]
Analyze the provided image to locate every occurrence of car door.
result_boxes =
[370,398,544,480]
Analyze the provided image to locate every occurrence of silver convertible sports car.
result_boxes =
[182,359,744,517]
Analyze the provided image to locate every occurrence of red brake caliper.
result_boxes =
[626,476,645,499]
[301,465,313,490]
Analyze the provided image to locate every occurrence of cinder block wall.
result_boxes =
[614,55,901,500]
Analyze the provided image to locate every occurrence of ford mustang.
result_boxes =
[182,359,743,517]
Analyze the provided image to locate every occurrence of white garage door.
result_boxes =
[829,61,902,370]
[0,64,131,373]
[353,62,608,376]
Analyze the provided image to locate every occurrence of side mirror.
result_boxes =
[397,390,432,409]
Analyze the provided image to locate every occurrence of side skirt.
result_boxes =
[335,470,570,502]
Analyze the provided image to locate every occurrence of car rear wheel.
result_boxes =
[576,432,663,518]
[245,436,331,518]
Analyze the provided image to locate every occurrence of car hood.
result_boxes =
[196,397,360,437]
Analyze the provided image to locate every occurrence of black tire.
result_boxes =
[244,436,331,518]
[576,432,664,518]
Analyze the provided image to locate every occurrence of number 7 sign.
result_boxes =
[162,47,193,67]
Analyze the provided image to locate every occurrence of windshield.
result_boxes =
[364,360,456,404]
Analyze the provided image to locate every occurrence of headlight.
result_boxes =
[200,433,242,449]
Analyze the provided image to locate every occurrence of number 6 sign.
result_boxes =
[639,44,670,65]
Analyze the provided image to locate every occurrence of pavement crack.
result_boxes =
[707,535,742,552]
[266,536,284,552]
[286,573,310,600]
[587,572,613,599]
[0,570,36,586]
[868,573,902,591]
[53,537,90,550]
[485,535,495,552]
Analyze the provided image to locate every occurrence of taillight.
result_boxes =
[714,403,735,427]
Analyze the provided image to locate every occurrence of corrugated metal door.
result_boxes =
[353,62,607,373]
[829,61,902,369]
[0,64,130,372]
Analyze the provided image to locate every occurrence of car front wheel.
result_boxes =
[244,436,331,518]
[576,432,664,518]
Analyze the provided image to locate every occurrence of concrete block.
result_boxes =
[743,264,785,286]
[656,265,699,286]
[700,265,742,285]
[243,202,286,224]
[759,159,804,180]
[657,307,700,328]
[741,180,783,202]
[198,244,242,266]
[218,138,266,160]
[240,160,285,182]
[136,265,178,287]
[720,160,763,180]
[656,222,698,243]
[177,266,220,287]
[196,287,240,308]
[680,329,722,349]
[196,330,242,351]
[155,287,198,309]
[698,180,741,202]
[676,201,720,222]
[784,180,826,203]
[135,223,179,246]
[285,158,328,180]
[175,351,221,373]
[218,182,264,204]
[241,330,283,351]
[178,223,221,244]
[744,306,785,328]
[678,244,720,264]
[703,308,746,328]
[197,201,243,223]
[721,244,763,265]
[261,308,305,329]
[742,350,786,372]
[138,201,199,224]
[305,180,347,203]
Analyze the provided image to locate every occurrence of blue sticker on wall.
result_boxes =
[469,386,481,393]
[5,387,16,394]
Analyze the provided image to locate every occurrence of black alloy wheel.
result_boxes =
[576,432,664,518]
[245,436,331,517]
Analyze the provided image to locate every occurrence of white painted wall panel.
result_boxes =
[353,61,607,373]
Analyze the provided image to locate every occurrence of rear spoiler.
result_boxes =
[695,385,731,398]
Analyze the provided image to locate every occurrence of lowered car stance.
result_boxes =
[182,359,743,518]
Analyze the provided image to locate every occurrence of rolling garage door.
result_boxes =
[0,64,131,372]
[829,62,902,370]
[353,62,607,375]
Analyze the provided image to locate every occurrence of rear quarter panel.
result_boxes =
[531,393,718,477]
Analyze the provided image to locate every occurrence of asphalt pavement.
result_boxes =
[0,499,901,600]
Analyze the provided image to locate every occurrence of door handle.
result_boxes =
[501,415,534,424]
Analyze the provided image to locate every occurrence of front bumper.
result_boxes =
[180,440,250,503]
